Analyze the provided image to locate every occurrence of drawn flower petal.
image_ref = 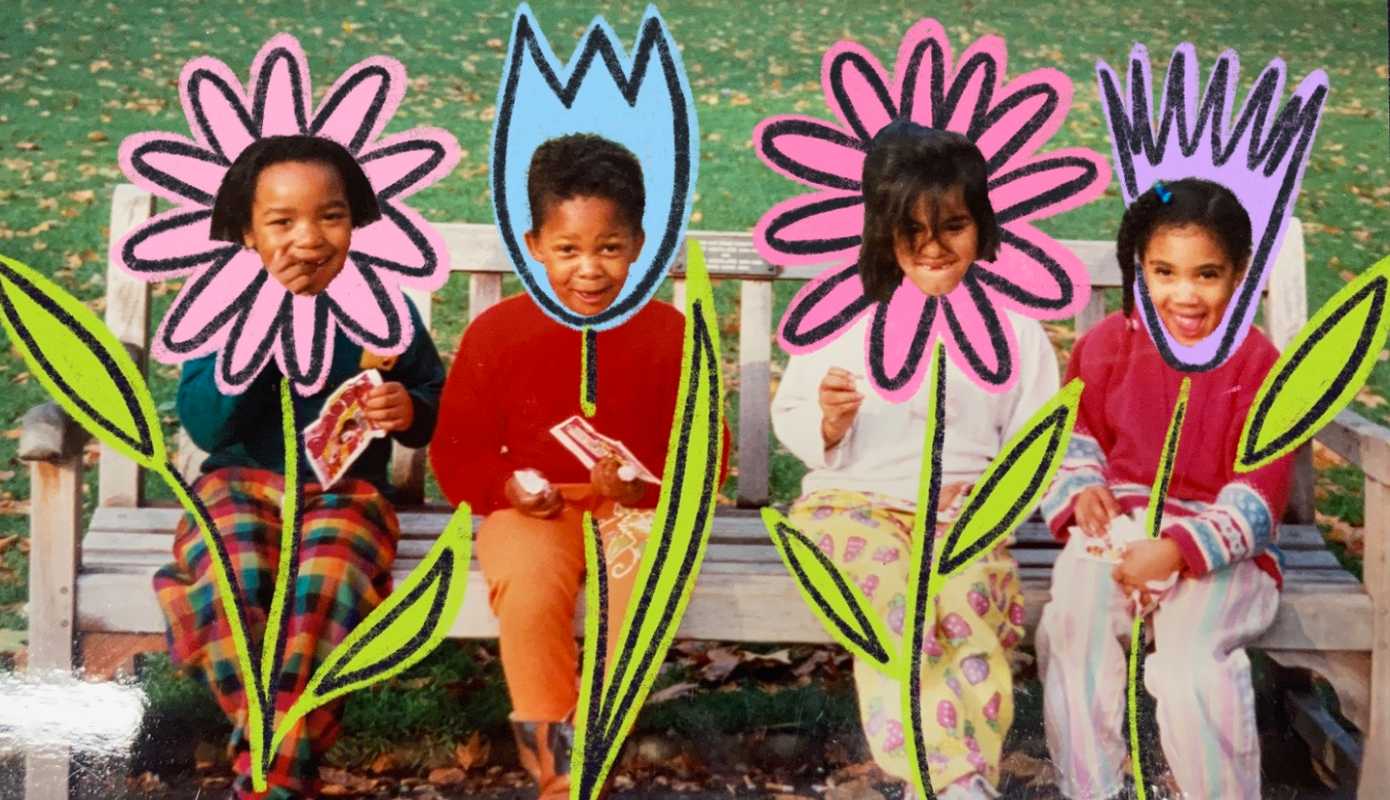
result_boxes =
[990,148,1107,224]
[250,35,311,137]
[311,56,406,153]
[121,133,228,207]
[754,192,864,265]
[940,274,1018,391]
[937,35,1006,135]
[894,19,952,127]
[179,56,257,163]
[351,204,444,285]
[115,207,236,279]
[867,284,943,402]
[823,42,896,142]
[974,72,1070,173]
[156,250,266,359]
[779,263,875,352]
[359,129,461,200]
[756,116,866,191]
[323,259,409,350]
[975,224,1088,318]
[219,278,286,391]
[280,294,331,390]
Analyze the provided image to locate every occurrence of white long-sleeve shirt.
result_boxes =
[772,311,1060,505]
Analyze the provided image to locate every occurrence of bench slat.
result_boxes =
[73,565,1372,651]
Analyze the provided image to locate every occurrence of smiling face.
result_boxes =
[1140,224,1244,345]
[892,188,980,297]
[524,195,645,315]
[242,160,353,296]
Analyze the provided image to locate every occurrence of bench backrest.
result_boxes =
[98,184,1311,514]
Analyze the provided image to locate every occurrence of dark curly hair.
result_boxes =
[1116,177,1252,316]
[526,133,645,234]
[858,120,1000,303]
[209,135,381,243]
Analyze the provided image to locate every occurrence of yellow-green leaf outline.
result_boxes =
[1237,255,1390,471]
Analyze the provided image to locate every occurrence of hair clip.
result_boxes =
[1153,180,1172,204]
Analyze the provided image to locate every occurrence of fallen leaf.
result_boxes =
[647,681,698,704]
[86,131,107,143]
[428,767,466,786]
[455,731,490,771]
[369,752,398,774]
[1356,387,1387,409]
[700,646,741,682]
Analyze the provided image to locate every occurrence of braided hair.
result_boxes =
[1115,178,1252,316]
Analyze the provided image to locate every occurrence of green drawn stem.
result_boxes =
[161,463,270,791]
[581,326,597,418]
[1129,376,1191,800]
[900,341,947,800]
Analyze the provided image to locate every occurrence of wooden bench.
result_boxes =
[18,184,1390,798]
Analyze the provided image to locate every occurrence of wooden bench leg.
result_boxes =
[24,456,83,800]
[80,633,165,681]
[1358,480,1389,798]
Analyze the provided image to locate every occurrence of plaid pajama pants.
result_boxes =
[153,467,398,799]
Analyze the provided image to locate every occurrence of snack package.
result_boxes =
[303,370,386,489]
[549,415,661,484]
[1070,510,1148,564]
[513,468,551,495]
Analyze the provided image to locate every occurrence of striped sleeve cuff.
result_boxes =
[1160,482,1277,576]
[1040,432,1108,537]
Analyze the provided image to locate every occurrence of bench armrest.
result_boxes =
[1315,409,1390,486]
[17,401,90,463]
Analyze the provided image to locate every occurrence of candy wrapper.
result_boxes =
[549,415,661,484]
[303,370,386,489]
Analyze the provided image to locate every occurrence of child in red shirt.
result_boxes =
[431,133,726,799]
[1037,178,1294,800]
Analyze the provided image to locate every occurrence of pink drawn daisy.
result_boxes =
[754,19,1110,399]
[113,34,461,396]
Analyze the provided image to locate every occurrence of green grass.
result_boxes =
[0,0,1386,761]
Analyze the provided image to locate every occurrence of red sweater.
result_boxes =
[1040,312,1293,587]
[432,295,729,514]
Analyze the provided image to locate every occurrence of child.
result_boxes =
[430,133,728,799]
[772,121,1059,800]
[152,135,446,800]
[1036,178,1294,800]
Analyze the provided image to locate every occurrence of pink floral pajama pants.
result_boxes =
[787,488,1025,793]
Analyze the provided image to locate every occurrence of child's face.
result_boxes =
[1140,224,1243,346]
[892,188,979,297]
[524,195,644,316]
[242,160,353,296]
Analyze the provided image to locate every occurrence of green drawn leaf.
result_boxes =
[762,508,895,673]
[937,378,1084,576]
[573,239,725,800]
[1237,254,1390,471]
[272,503,474,755]
[0,253,163,468]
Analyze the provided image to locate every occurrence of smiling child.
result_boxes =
[1037,178,1296,800]
[430,133,727,799]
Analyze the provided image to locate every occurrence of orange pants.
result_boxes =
[476,485,648,722]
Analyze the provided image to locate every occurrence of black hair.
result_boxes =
[1116,177,1252,316]
[208,135,381,243]
[858,120,1001,303]
[526,133,645,234]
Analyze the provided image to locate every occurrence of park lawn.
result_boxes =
[0,0,1386,778]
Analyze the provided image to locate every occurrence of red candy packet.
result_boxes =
[303,369,387,489]
[549,415,661,485]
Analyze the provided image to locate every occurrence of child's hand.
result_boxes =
[938,482,973,514]
[591,457,645,505]
[264,243,319,296]
[1112,538,1184,606]
[364,382,414,433]
[819,367,863,448]
[506,470,563,519]
[1074,486,1122,537]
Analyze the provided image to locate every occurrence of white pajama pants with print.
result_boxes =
[1036,532,1279,800]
